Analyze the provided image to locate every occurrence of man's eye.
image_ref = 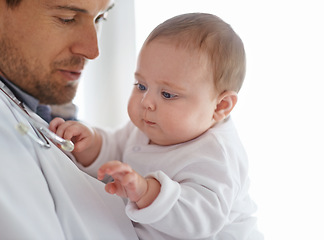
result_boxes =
[95,3,115,23]
[59,18,75,24]
[95,12,108,24]
[162,91,177,99]
[95,3,114,23]
[135,83,146,91]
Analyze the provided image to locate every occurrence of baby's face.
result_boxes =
[128,39,218,146]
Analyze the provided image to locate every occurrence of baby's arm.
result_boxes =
[98,160,161,209]
[49,117,102,167]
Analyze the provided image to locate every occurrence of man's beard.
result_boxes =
[0,37,82,104]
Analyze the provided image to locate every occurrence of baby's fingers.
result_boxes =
[55,121,82,140]
[104,173,140,200]
[105,182,117,195]
[49,117,65,133]
[98,161,133,180]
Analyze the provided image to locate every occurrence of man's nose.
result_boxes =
[71,23,100,60]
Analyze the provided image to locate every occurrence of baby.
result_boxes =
[50,13,262,240]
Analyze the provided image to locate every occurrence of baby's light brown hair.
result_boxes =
[145,13,246,94]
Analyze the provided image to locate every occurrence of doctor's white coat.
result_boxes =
[0,89,138,239]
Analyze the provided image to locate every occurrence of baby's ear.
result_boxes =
[213,91,238,122]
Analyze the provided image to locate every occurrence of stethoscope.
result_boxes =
[0,80,74,152]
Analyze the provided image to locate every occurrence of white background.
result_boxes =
[76,1,324,239]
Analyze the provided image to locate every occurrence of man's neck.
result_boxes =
[0,70,5,78]
[0,74,40,113]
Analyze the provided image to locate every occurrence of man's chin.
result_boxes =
[38,93,76,105]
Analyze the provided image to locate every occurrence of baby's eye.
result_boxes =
[162,91,177,99]
[135,83,147,91]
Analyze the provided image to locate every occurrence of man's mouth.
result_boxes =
[59,69,82,81]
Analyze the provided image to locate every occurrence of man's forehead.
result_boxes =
[44,0,114,15]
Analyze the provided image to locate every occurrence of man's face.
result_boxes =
[0,0,113,104]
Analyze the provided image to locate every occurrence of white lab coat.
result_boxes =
[0,89,138,239]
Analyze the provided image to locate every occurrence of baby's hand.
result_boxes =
[98,161,160,208]
[49,117,94,153]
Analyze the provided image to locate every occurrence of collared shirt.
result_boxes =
[0,75,53,122]
[0,75,39,113]
[0,75,78,123]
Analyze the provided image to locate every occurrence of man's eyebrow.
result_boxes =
[106,3,115,12]
[101,3,115,18]
[56,6,88,14]
[55,3,114,15]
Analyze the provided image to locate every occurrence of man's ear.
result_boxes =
[213,91,238,122]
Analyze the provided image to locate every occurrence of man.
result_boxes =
[0,0,138,239]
